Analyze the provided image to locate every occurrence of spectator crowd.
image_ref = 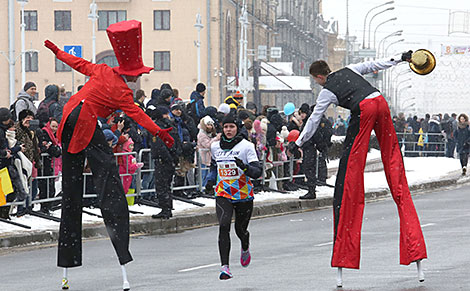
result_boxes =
[1,80,469,220]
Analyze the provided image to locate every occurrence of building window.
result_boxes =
[97,55,119,68]
[98,10,126,30]
[25,52,38,72]
[154,10,170,30]
[55,11,71,31]
[55,57,71,72]
[154,51,170,71]
[21,10,38,31]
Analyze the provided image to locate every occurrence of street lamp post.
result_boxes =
[377,30,403,57]
[88,0,98,64]
[362,1,394,49]
[384,38,405,57]
[388,66,410,104]
[382,38,404,96]
[368,7,395,49]
[373,17,397,50]
[194,13,204,84]
[394,82,412,115]
[18,0,28,88]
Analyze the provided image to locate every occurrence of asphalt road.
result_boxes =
[1,184,469,291]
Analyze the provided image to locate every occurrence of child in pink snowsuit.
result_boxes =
[116,136,143,193]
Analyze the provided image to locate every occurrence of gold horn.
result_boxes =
[409,49,436,75]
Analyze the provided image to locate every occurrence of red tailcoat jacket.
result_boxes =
[54,49,161,154]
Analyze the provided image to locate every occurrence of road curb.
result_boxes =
[0,175,463,250]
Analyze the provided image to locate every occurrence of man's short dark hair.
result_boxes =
[135,89,146,99]
[309,60,331,76]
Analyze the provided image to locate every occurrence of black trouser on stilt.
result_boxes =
[58,104,132,268]
[154,161,174,212]
[216,197,253,266]
[301,142,317,191]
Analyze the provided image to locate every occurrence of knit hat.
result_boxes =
[202,115,214,126]
[233,91,243,99]
[204,106,217,119]
[222,113,239,127]
[103,129,118,146]
[218,103,230,115]
[24,81,36,92]
[299,103,310,114]
[155,105,170,120]
[0,108,12,122]
[122,137,134,152]
[160,88,173,100]
[196,83,206,93]
[18,109,35,121]
[170,103,183,112]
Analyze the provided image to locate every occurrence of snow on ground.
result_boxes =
[0,152,463,236]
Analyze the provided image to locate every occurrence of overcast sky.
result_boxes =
[322,0,470,56]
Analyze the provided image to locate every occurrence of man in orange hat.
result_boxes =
[44,20,173,290]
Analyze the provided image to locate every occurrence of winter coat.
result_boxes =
[40,122,62,176]
[428,119,442,143]
[454,122,470,154]
[38,85,63,124]
[15,122,41,169]
[150,118,181,166]
[197,120,218,165]
[189,91,206,120]
[0,123,21,169]
[117,139,140,194]
[14,90,37,120]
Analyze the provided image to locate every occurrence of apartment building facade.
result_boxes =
[0,0,276,107]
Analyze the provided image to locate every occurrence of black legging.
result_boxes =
[460,152,469,168]
[216,197,253,266]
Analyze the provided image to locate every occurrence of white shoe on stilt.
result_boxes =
[61,268,69,290]
[121,265,130,290]
[336,267,343,288]
[416,260,424,282]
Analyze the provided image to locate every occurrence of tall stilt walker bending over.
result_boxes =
[44,20,174,290]
[288,51,427,287]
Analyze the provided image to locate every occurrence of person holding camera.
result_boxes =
[38,118,62,214]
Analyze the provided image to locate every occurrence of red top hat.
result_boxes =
[106,20,153,76]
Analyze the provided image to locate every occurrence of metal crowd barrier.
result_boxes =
[398,132,447,156]
[0,142,372,228]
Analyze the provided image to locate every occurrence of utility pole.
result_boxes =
[18,0,28,87]
[8,0,16,104]
[238,1,249,106]
[194,13,204,83]
[88,0,98,64]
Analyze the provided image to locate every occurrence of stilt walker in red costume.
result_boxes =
[44,20,174,291]
[288,51,428,287]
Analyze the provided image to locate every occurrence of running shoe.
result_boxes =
[219,265,233,280]
[240,248,251,267]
